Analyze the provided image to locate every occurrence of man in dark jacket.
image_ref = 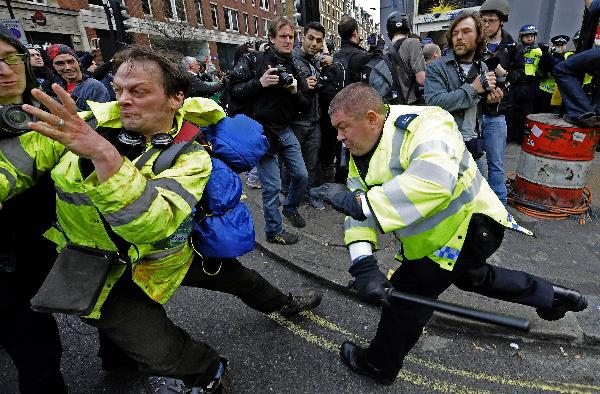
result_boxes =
[283,21,327,210]
[332,15,372,183]
[45,44,109,111]
[229,16,311,245]
[0,23,67,394]
[183,56,222,98]
[554,0,600,127]
[479,0,517,204]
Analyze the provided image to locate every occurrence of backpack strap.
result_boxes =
[152,121,205,175]
[388,38,416,104]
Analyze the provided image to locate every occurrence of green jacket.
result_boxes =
[344,105,532,271]
[0,97,225,318]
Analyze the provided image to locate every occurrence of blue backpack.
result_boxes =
[152,114,268,258]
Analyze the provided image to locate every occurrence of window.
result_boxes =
[254,15,259,35]
[164,0,186,20]
[141,0,152,15]
[263,18,268,37]
[252,0,256,6]
[273,0,277,15]
[211,4,219,28]
[260,0,269,10]
[194,0,203,24]
[26,0,46,4]
[243,13,249,34]
[223,7,239,31]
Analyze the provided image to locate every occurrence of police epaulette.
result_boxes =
[394,113,419,130]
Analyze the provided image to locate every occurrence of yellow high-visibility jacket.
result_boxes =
[0,97,225,318]
[344,105,532,271]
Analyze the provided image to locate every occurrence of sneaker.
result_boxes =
[245,177,262,189]
[283,211,306,228]
[266,230,299,245]
[339,341,395,385]
[563,113,600,128]
[306,196,326,210]
[279,290,323,317]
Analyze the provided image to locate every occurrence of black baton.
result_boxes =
[385,288,530,332]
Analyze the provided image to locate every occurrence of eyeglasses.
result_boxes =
[482,18,500,25]
[0,54,28,66]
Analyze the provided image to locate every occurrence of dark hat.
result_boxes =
[551,34,570,45]
[0,23,39,104]
[46,44,76,62]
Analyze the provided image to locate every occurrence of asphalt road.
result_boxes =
[1,249,599,393]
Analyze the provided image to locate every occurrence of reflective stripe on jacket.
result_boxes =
[523,47,542,76]
[0,97,225,318]
[343,105,532,271]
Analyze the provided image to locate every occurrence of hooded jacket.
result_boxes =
[0,23,39,105]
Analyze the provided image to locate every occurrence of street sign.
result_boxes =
[0,19,28,45]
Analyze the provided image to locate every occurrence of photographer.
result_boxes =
[479,0,516,204]
[283,21,327,210]
[425,12,503,173]
[229,16,310,245]
[0,23,67,393]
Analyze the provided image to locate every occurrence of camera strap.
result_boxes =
[451,60,483,138]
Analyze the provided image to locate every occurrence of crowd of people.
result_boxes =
[0,0,597,392]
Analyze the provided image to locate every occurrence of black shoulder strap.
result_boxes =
[152,121,204,175]
[387,43,409,104]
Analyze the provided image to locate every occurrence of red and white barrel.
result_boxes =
[512,113,600,208]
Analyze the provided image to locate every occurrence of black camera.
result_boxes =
[315,74,331,91]
[481,53,506,89]
[0,105,34,138]
[274,64,294,86]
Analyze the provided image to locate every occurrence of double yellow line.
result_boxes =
[269,311,600,394]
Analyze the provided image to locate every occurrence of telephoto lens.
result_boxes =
[0,105,34,137]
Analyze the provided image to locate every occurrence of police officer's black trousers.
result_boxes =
[0,276,67,394]
[88,255,288,387]
[365,214,555,381]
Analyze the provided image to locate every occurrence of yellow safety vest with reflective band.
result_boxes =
[539,51,576,93]
[523,47,542,76]
[0,97,225,318]
[344,106,533,271]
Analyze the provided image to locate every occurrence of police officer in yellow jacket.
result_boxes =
[506,24,552,141]
[310,83,588,385]
[0,46,321,392]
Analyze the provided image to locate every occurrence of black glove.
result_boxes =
[348,255,392,307]
[309,183,367,221]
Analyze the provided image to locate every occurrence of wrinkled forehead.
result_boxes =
[114,59,164,88]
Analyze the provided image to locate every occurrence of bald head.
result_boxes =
[423,43,441,64]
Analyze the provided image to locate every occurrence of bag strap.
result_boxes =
[388,39,410,104]
[153,121,205,175]
[390,38,421,103]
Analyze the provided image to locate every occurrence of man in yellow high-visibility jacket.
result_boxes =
[310,83,588,385]
[0,46,321,392]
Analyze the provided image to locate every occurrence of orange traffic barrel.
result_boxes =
[512,113,600,208]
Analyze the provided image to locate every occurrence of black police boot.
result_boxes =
[536,285,588,321]
[339,341,394,385]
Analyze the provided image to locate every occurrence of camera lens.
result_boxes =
[6,107,28,126]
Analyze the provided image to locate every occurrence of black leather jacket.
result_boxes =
[292,47,320,121]
[333,40,372,84]
[229,47,310,132]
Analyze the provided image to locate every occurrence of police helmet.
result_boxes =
[519,25,538,42]
[479,0,510,22]
[386,11,410,39]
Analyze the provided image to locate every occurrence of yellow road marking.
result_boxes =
[270,313,490,393]
[284,311,600,393]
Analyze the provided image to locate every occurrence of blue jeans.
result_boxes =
[257,128,308,238]
[482,115,507,204]
[554,46,600,117]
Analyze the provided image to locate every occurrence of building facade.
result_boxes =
[1,0,282,70]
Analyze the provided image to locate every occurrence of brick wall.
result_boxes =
[57,0,89,11]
